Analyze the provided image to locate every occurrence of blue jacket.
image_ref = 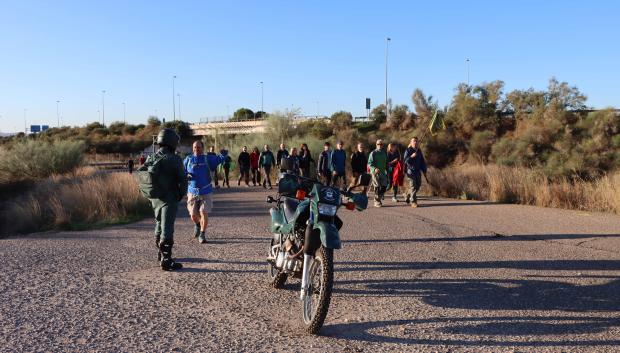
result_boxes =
[330,149,346,174]
[184,154,224,195]
[403,147,427,177]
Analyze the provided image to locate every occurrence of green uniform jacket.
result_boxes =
[151,147,188,204]
[367,148,387,175]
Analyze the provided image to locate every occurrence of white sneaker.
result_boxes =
[392,197,398,202]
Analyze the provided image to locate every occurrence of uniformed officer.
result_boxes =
[150,128,188,271]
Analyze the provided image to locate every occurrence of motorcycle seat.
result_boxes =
[283,197,300,222]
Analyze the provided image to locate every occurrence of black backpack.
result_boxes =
[137,151,166,199]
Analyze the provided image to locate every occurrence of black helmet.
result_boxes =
[157,128,180,149]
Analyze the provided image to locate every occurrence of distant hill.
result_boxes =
[0,132,16,137]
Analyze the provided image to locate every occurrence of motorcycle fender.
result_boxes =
[313,221,341,250]
[269,207,285,233]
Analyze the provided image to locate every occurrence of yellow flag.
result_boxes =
[428,110,445,136]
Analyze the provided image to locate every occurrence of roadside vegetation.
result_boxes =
[0,140,150,235]
[1,77,618,231]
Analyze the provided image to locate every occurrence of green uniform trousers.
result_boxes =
[151,199,178,244]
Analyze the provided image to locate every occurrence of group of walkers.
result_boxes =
[143,128,429,271]
[228,137,429,208]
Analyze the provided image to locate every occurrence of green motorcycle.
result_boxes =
[266,167,370,334]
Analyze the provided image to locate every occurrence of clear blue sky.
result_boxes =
[1,0,618,133]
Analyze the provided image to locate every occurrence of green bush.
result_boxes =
[0,140,85,186]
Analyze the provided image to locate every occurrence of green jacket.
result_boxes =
[367,148,387,175]
[259,150,275,168]
[152,147,188,203]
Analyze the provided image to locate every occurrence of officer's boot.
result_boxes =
[155,236,162,261]
[159,241,183,271]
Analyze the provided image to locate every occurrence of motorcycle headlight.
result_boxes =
[317,203,337,216]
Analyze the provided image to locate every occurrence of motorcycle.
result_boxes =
[265,161,370,334]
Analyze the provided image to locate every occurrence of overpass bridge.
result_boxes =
[189,116,327,136]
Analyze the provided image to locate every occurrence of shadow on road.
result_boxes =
[344,233,620,244]
[324,316,620,347]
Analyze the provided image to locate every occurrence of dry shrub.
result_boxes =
[2,172,150,234]
[428,164,620,215]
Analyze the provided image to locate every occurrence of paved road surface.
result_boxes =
[2,186,619,352]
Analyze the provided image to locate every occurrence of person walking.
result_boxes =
[139,154,146,165]
[403,136,429,208]
[317,142,332,186]
[207,146,220,188]
[330,140,346,188]
[250,147,261,186]
[350,142,368,194]
[147,128,187,271]
[127,158,134,174]
[387,143,402,202]
[288,147,301,175]
[260,144,276,189]
[184,140,219,244]
[367,139,388,207]
[276,143,289,173]
[299,143,314,177]
[220,148,232,188]
[237,146,251,186]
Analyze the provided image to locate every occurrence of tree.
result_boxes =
[231,108,255,121]
[266,113,293,143]
[330,111,353,132]
[254,111,268,119]
[370,105,387,125]
[147,116,161,127]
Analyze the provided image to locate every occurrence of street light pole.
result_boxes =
[466,58,470,85]
[122,102,126,123]
[172,75,177,121]
[260,81,264,115]
[177,93,181,120]
[56,100,60,127]
[385,37,391,120]
[101,90,106,126]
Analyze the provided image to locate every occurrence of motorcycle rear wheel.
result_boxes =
[267,237,287,288]
[302,246,334,334]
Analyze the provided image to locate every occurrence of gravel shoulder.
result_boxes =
[1,187,619,352]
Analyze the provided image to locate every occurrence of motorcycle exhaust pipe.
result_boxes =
[300,254,313,301]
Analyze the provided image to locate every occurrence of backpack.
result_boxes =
[137,151,166,199]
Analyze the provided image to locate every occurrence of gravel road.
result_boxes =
[2,186,619,352]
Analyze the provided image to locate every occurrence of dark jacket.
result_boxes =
[299,150,314,169]
[259,150,275,168]
[317,150,331,175]
[351,151,367,174]
[155,147,188,202]
[238,151,250,169]
[403,146,427,176]
[330,149,346,174]
[276,149,289,166]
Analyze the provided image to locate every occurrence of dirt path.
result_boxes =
[2,186,619,352]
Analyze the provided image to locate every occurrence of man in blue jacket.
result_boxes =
[330,140,346,188]
[184,140,224,243]
[403,137,429,208]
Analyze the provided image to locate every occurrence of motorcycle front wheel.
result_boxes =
[267,237,287,288]
[302,246,334,334]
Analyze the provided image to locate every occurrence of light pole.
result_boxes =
[466,58,470,85]
[23,108,27,134]
[98,110,101,123]
[177,93,181,120]
[260,81,264,116]
[101,90,106,126]
[172,75,177,121]
[56,100,60,127]
[385,37,391,120]
[122,102,126,123]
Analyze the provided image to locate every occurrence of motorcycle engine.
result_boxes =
[275,239,302,273]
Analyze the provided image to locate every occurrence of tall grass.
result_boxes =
[427,164,620,215]
[1,169,151,234]
[0,140,84,186]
